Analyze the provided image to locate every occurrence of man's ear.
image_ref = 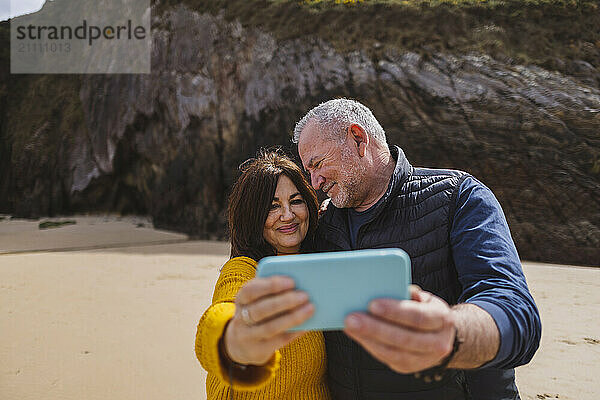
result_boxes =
[347,124,368,157]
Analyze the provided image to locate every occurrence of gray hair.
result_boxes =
[292,98,387,145]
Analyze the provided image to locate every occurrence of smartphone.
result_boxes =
[256,248,411,331]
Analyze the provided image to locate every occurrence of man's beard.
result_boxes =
[329,147,367,209]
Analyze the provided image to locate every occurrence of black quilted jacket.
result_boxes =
[312,146,518,400]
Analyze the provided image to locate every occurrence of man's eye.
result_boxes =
[309,160,323,171]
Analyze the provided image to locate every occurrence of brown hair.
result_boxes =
[228,149,319,261]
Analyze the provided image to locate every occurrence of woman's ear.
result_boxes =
[347,124,368,157]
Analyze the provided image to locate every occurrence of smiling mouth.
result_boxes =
[278,223,299,234]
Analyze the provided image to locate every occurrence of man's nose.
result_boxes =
[311,173,325,190]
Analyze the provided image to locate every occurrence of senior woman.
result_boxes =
[195,150,331,399]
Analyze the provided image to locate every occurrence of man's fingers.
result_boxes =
[343,328,432,374]
[368,297,452,331]
[344,313,451,356]
[410,285,432,303]
[236,276,295,306]
[245,290,309,324]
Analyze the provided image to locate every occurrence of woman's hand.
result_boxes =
[223,276,314,366]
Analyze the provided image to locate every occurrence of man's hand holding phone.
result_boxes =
[343,285,456,374]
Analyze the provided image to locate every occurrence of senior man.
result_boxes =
[294,98,541,400]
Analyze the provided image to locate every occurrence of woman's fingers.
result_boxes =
[245,290,309,324]
[269,330,306,351]
[225,316,308,366]
[225,276,314,365]
[236,276,295,306]
[250,302,315,339]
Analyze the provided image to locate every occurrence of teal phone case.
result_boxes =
[256,248,411,331]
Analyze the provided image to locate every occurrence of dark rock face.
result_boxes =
[1,7,599,265]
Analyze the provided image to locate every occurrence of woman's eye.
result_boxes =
[291,199,305,205]
[269,203,280,210]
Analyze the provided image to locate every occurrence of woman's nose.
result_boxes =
[280,205,294,221]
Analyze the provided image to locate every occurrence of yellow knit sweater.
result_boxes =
[195,256,331,400]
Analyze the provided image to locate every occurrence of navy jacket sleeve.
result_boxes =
[450,176,541,369]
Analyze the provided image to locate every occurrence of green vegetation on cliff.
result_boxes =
[158,0,599,76]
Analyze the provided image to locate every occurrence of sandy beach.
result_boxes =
[1,216,598,400]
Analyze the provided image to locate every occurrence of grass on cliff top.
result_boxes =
[157,0,599,74]
[293,0,597,7]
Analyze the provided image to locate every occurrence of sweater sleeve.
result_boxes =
[195,257,281,391]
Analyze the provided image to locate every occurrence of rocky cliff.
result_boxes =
[1,1,599,265]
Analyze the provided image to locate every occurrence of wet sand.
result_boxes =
[0,216,598,399]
